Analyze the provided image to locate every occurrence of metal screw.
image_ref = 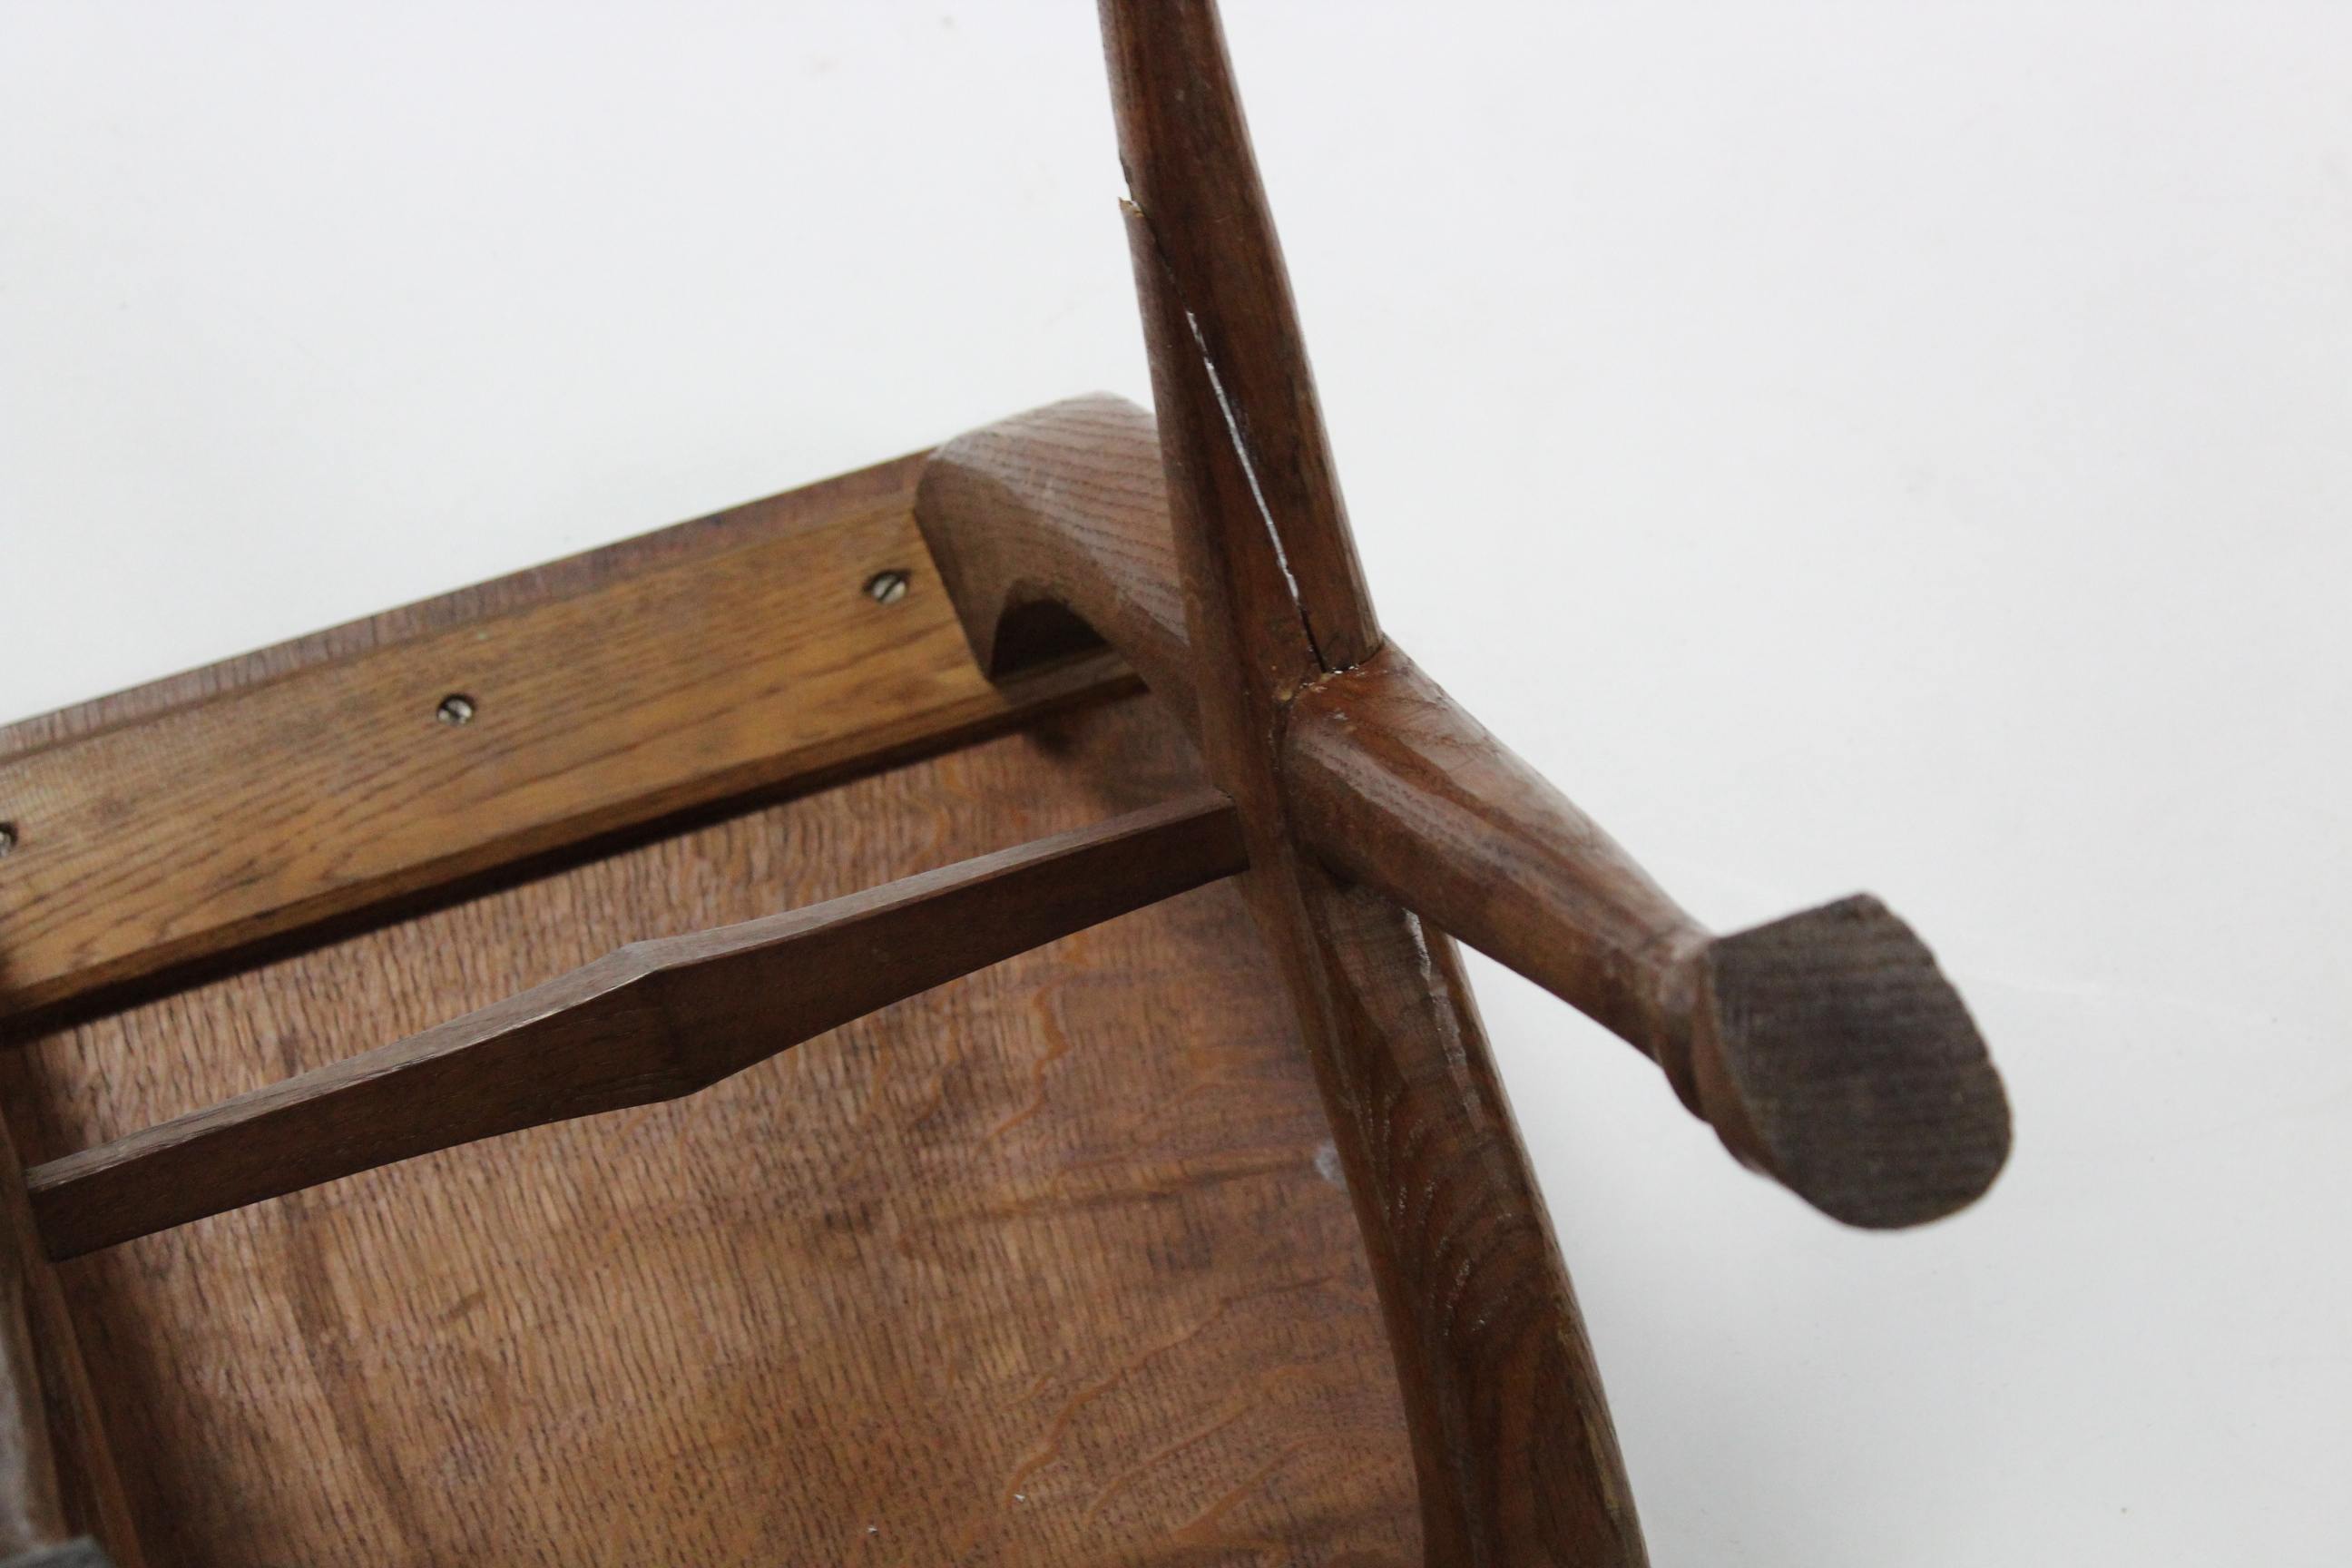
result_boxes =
[0,823,15,857]
[864,569,910,605]
[436,693,477,726]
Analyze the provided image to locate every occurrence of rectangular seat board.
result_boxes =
[0,452,1133,1027]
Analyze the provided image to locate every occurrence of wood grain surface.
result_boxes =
[928,379,1644,1563]
[1283,652,1706,1072]
[0,1120,67,1560]
[31,793,1247,1260]
[1095,15,1376,675]
[1096,5,1646,1560]
[0,450,1132,1029]
[0,695,1418,1568]
[917,396,1195,737]
[0,1124,139,1568]
[1285,651,2010,1230]
[926,394,2008,1233]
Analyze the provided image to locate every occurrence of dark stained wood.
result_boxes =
[1094,5,1647,1561]
[30,793,1247,1261]
[1097,0,1378,674]
[1285,650,2010,1230]
[928,381,1650,1563]
[10,1269,135,1568]
[0,1122,66,1561]
[0,451,1134,1028]
[1128,247,1644,1568]
[0,695,1422,1567]
[0,1119,135,1568]
[1288,651,1705,1067]
[926,392,2012,1236]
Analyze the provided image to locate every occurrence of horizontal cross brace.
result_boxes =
[26,793,1245,1260]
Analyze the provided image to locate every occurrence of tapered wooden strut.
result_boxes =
[1284,653,2009,1228]
[25,794,1244,1260]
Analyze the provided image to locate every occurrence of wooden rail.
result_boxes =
[26,795,1244,1260]
[0,453,1133,1030]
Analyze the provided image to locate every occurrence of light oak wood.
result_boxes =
[0,453,1132,1030]
[916,396,1193,736]
[1,696,1420,1567]
[30,793,1246,1260]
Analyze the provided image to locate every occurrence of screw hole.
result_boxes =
[436,694,477,726]
[864,569,910,605]
[0,823,16,856]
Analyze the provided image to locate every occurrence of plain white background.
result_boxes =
[5,4,2347,1563]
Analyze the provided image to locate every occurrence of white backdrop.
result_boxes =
[5,4,2347,1563]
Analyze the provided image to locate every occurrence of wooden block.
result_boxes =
[0,454,1132,1025]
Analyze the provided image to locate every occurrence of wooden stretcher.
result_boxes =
[0,5,2009,1564]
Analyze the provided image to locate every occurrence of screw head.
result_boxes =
[436,694,477,726]
[0,823,15,856]
[864,569,910,605]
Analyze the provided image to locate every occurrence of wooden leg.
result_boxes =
[0,1122,136,1568]
[1302,877,1643,1564]
[920,391,1651,1563]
